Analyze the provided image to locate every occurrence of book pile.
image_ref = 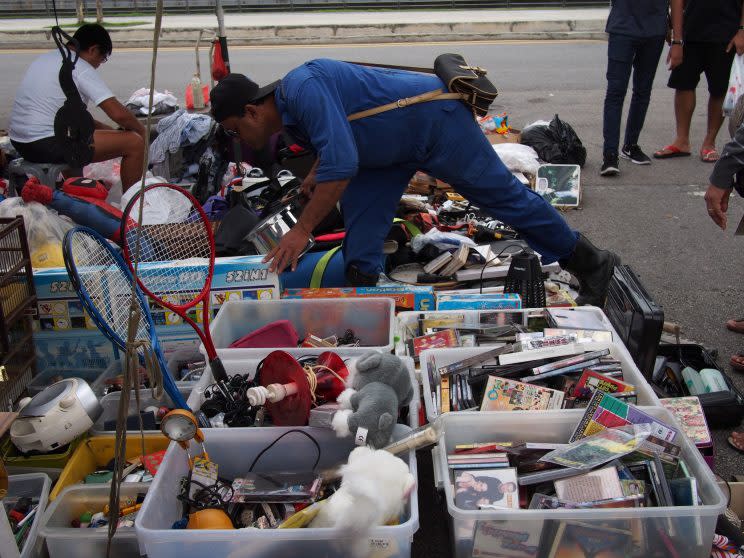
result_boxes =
[463,395,705,558]
[427,342,637,416]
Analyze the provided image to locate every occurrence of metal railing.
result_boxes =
[0,0,608,16]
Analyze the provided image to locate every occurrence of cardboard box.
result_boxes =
[282,285,435,312]
[32,256,279,374]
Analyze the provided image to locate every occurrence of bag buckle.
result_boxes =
[396,98,409,108]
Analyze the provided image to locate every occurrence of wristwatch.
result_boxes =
[671,40,683,45]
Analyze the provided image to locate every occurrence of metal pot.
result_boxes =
[245,205,315,256]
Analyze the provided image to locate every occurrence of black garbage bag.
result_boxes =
[520,114,587,167]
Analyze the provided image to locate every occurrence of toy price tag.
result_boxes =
[355,427,369,446]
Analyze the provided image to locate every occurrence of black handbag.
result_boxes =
[346,54,498,120]
[433,53,498,117]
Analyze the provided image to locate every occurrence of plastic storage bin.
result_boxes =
[420,340,659,423]
[432,409,726,558]
[27,358,123,397]
[186,352,418,428]
[50,435,170,501]
[166,349,205,389]
[90,387,192,436]
[6,473,51,558]
[1,435,85,480]
[136,425,419,558]
[41,482,149,558]
[205,298,395,360]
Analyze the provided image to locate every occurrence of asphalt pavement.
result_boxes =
[1,38,742,556]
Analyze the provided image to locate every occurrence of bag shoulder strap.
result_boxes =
[347,89,464,122]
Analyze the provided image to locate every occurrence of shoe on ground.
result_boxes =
[621,144,651,165]
[600,153,619,176]
[559,234,620,307]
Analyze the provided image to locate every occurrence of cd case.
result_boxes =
[231,472,323,503]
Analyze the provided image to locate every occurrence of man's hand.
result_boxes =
[667,45,683,70]
[263,225,311,273]
[727,30,744,55]
[704,184,732,230]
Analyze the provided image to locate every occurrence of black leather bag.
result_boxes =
[433,53,498,117]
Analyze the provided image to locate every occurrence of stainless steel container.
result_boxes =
[245,205,315,256]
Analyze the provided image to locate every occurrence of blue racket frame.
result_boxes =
[62,226,189,411]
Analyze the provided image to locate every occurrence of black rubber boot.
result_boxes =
[346,264,379,287]
[559,234,620,307]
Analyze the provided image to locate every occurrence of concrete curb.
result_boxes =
[0,19,607,48]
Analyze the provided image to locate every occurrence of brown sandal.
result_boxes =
[728,431,744,453]
[726,318,744,334]
[731,353,744,372]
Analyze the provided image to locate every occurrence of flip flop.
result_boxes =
[728,431,744,453]
[731,353,744,372]
[700,148,720,163]
[653,145,692,159]
[726,318,744,334]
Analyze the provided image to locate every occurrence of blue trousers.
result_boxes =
[341,101,579,277]
[602,33,665,155]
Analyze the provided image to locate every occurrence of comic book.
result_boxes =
[481,376,564,411]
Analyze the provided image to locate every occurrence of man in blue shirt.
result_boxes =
[211,59,619,305]
[600,0,683,176]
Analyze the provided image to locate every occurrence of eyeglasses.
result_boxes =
[221,127,240,138]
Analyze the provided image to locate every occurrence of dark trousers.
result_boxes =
[602,33,665,155]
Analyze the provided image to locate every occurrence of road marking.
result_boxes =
[0,39,602,55]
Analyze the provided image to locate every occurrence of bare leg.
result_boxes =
[672,89,695,152]
[91,130,145,191]
[701,94,726,154]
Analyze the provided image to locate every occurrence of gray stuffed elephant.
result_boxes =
[331,351,414,449]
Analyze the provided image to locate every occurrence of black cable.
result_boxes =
[248,429,322,472]
[479,243,525,294]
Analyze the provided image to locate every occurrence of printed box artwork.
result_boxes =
[454,468,519,510]
[34,255,278,332]
[282,285,435,311]
[32,256,279,374]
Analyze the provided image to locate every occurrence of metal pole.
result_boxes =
[215,0,231,75]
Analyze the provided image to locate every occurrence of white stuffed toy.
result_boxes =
[310,446,415,556]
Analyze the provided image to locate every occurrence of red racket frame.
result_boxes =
[120,183,227,381]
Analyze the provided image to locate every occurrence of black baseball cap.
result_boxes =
[210,74,280,122]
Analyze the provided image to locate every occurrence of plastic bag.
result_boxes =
[119,177,192,225]
[83,158,122,206]
[410,228,476,254]
[724,54,744,116]
[520,114,587,167]
[0,198,74,267]
[492,143,541,176]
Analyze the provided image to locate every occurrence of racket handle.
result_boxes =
[210,358,229,383]
[247,383,298,406]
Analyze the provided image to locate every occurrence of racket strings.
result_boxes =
[69,232,153,349]
[126,208,211,306]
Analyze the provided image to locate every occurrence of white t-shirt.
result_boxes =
[9,50,114,144]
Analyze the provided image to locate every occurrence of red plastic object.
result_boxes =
[259,351,312,426]
[314,351,349,403]
[229,320,299,349]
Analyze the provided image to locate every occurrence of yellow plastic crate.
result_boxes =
[50,434,170,501]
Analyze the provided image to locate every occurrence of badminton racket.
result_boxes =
[119,183,232,391]
[62,226,189,411]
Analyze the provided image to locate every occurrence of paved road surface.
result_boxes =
[2,40,741,555]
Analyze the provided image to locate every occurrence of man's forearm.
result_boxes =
[296,179,349,234]
[94,120,115,131]
[670,0,683,40]
[113,112,146,136]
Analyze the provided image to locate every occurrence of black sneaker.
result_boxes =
[600,153,619,176]
[621,144,651,165]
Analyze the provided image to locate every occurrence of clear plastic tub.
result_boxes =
[136,425,418,558]
[41,482,149,558]
[186,352,418,430]
[90,387,192,436]
[165,349,205,389]
[205,298,395,360]
[6,473,52,558]
[431,409,726,558]
[420,340,659,423]
[27,366,111,397]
